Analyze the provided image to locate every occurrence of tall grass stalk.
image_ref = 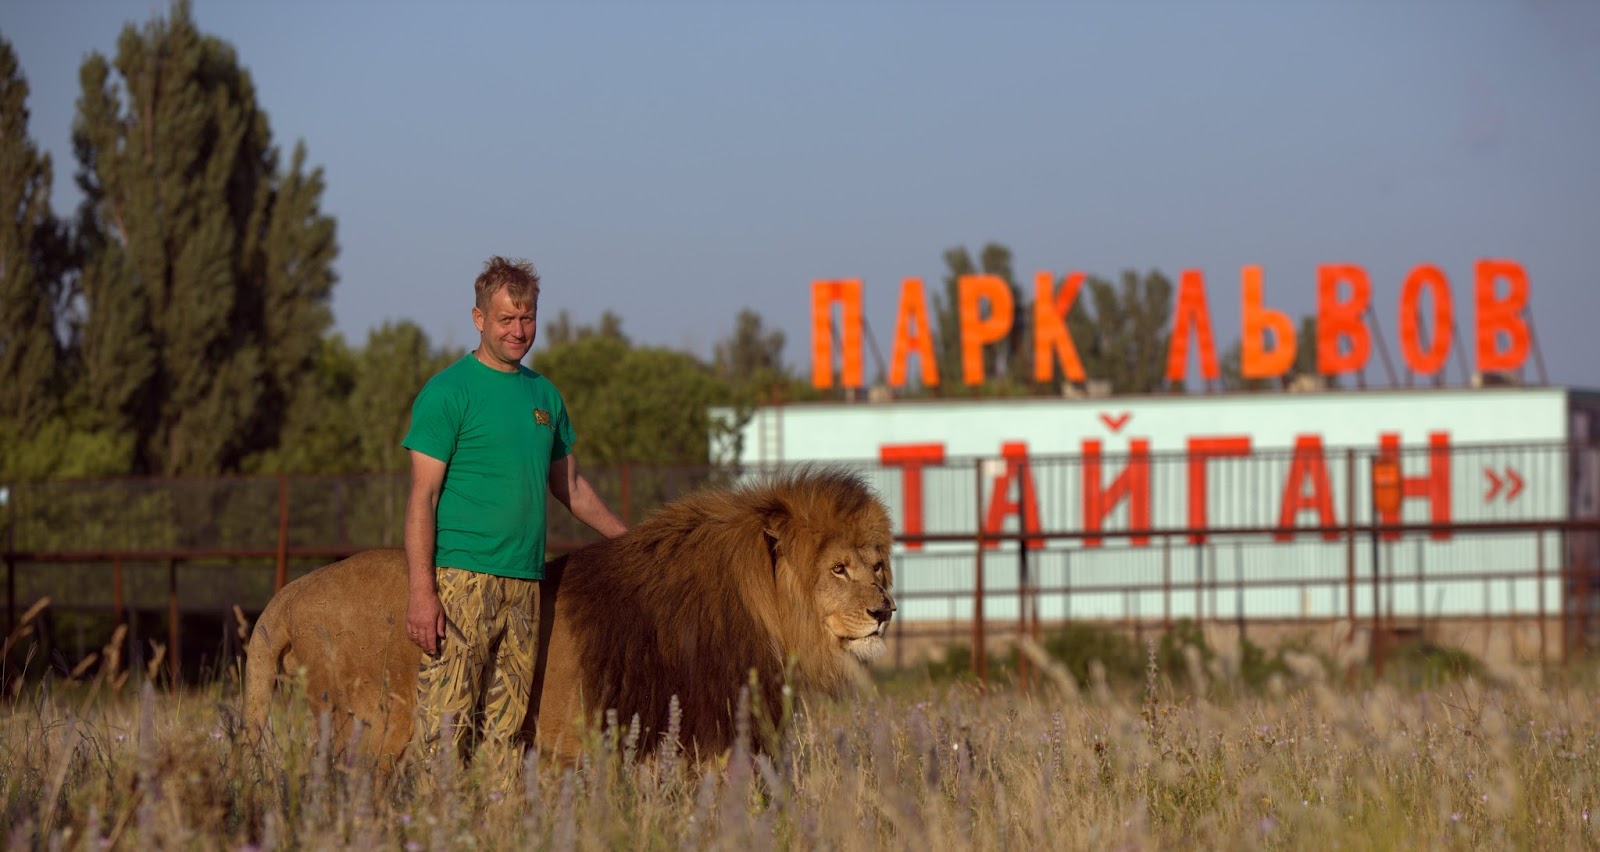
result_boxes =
[2,648,1599,848]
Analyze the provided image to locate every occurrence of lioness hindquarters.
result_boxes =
[239,549,423,759]
[242,596,291,734]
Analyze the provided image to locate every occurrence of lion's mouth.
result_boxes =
[840,616,891,661]
[844,633,887,662]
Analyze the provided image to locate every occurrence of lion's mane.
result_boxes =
[541,467,891,756]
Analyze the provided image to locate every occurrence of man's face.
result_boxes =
[472,287,535,369]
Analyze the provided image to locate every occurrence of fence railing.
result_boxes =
[3,441,1597,682]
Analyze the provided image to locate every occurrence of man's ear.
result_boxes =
[471,305,485,333]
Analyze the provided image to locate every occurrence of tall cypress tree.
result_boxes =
[0,37,66,442]
[250,142,338,455]
[72,1,337,474]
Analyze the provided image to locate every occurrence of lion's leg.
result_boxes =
[531,615,586,764]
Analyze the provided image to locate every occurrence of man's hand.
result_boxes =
[407,585,446,655]
[404,449,450,654]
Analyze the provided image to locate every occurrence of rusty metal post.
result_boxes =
[1369,512,1382,679]
[112,557,125,625]
[275,474,289,591]
[167,558,180,684]
[1016,453,1031,694]
[4,484,13,640]
[1415,538,1425,637]
[1370,460,1384,679]
[335,480,347,548]
[4,553,12,642]
[1208,545,1218,628]
[1559,524,1571,664]
[973,458,987,684]
[1234,541,1246,644]
[1537,528,1547,675]
[1345,448,1356,641]
[1162,533,1172,632]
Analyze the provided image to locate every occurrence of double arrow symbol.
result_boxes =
[1483,467,1525,503]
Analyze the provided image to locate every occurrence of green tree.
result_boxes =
[1219,340,1270,392]
[543,309,576,347]
[71,0,337,475]
[714,308,787,392]
[1290,314,1337,388]
[533,318,733,465]
[243,334,359,473]
[0,37,70,474]
[254,142,339,449]
[1077,269,1173,394]
[347,321,462,474]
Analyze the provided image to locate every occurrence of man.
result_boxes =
[401,255,627,790]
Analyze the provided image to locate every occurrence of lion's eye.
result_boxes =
[832,562,849,577]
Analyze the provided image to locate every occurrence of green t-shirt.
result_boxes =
[401,355,575,580]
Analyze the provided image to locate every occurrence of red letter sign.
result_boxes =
[1475,259,1531,373]
[1165,269,1220,384]
[889,278,939,387]
[1083,439,1152,547]
[1316,264,1371,376]
[811,279,863,388]
[983,442,1043,550]
[1398,265,1453,376]
[881,442,946,551]
[1033,271,1087,383]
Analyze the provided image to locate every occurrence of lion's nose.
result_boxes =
[871,595,896,624]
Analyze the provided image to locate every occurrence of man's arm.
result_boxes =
[549,451,628,538]
[405,449,449,654]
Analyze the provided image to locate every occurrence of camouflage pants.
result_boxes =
[412,567,538,792]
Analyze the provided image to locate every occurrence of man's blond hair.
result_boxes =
[474,256,541,313]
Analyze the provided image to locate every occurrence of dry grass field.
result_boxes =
[3,619,1599,850]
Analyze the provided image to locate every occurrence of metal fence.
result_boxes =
[3,440,1598,681]
[863,439,1600,674]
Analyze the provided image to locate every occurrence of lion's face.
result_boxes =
[812,538,896,662]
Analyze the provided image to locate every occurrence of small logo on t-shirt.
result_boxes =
[533,408,551,427]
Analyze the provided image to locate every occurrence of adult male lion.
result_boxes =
[243,468,896,762]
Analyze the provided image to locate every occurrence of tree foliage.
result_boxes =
[349,322,462,473]
[714,308,786,391]
[71,0,337,475]
[0,36,74,477]
[1076,270,1173,394]
[532,315,734,465]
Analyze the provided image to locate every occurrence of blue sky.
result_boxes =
[4,1,1598,387]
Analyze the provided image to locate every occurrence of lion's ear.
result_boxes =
[762,503,790,550]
